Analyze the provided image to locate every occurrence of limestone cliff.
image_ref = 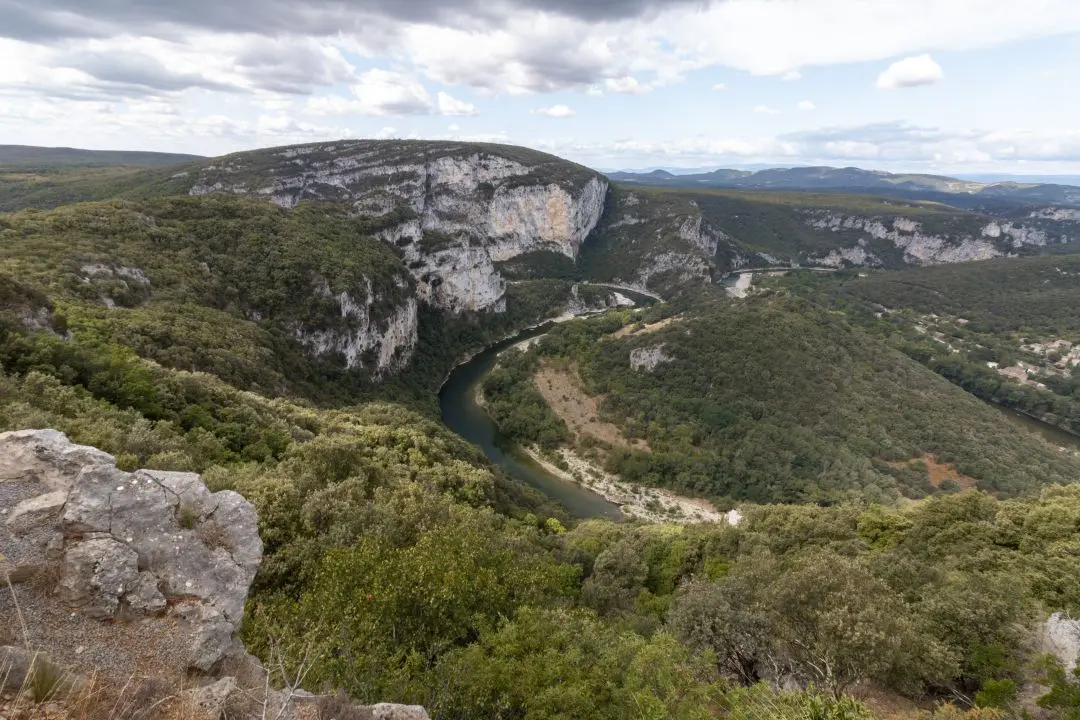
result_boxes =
[188,141,609,313]
[803,212,1068,267]
[581,189,720,295]
[293,278,419,376]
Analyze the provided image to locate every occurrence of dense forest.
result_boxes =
[484,294,1080,505]
[776,255,1080,437]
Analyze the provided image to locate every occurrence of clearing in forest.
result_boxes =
[534,361,650,450]
[889,455,978,490]
[610,315,683,339]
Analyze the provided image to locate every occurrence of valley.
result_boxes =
[4,140,1080,719]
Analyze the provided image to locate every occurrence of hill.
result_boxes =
[483,293,1080,505]
[4,139,1080,717]
[0,144,203,168]
[610,164,1080,207]
[582,185,1080,294]
[5,139,1080,305]
[0,195,633,409]
[777,253,1080,438]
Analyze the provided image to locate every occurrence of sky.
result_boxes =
[2,0,1080,174]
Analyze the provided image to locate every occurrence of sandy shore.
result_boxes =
[523,445,728,524]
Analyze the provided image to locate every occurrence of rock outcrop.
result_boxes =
[293,279,419,375]
[804,213,1066,266]
[0,429,434,718]
[1042,612,1080,672]
[188,141,608,313]
[599,191,719,293]
[630,344,673,372]
[1,429,260,673]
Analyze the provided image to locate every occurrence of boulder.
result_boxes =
[57,537,140,619]
[179,676,238,720]
[5,491,66,531]
[1042,612,1080,671]
[370,704,432,720]
[0,429,114,491]
[0,429,262,672]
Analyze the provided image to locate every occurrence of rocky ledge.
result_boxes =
[0,429,429,719]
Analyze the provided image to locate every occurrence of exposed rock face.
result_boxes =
[1030,207,1080,222]
[188,141,608,313]
[804,213,1066,266]
[812,243,881,268]
[1,429,435,718]
[601,191,718,293]
[628,251,714,293]
[630,344,673,372]
[1,429,260,673]
[1042,612,1080,672]
[294,279,419,375]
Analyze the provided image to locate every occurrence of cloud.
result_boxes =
[782,70,802,81]
[533,122,1080,172]
[876,54,944,90]
[532,104,577,118]
[753,105,779,114]
[711,82,726,91]
[0,0,712,40]
[4,0,1080,104]
[605,76,649,94]
[436,91,478,116]
[797,100,816,111]
[305,69,431,116]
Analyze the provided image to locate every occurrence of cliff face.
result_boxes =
[292,278,419,376]
[580,190,720,295]
[802,213,1066,266]
[188,141,608,313]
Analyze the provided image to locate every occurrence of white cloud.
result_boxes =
[535,123,1080,173]
[374,126,398,139]
[305,69,432,116]
[876,54,944,90]
[532,104,577,118]
[754,105,779,114]
[782,70,802,81]
[711,82,726,91]
[797,100,816,111]
[586,85,604,96]
[605,76,649,94]
[436,91,478,116]
[447,123,460,131]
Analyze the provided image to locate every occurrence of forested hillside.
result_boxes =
[484,294,1080,505]
[778,254,1080,438]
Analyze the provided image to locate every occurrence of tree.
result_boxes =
[669,574,773,684]
[767,551,929,698]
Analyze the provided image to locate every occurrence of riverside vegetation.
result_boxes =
[2,143,1080,718]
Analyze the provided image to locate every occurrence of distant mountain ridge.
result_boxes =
[609,165,1080,207]
[0,144,204,168]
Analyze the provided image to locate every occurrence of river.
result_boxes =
[439,320,623,519]
[439,289,659,519]
[985,402,1080,450]
[439,294,1080,520]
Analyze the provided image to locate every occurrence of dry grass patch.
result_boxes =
[534,362,649,451]
[888,455,978,491]
[610,315,682,339]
